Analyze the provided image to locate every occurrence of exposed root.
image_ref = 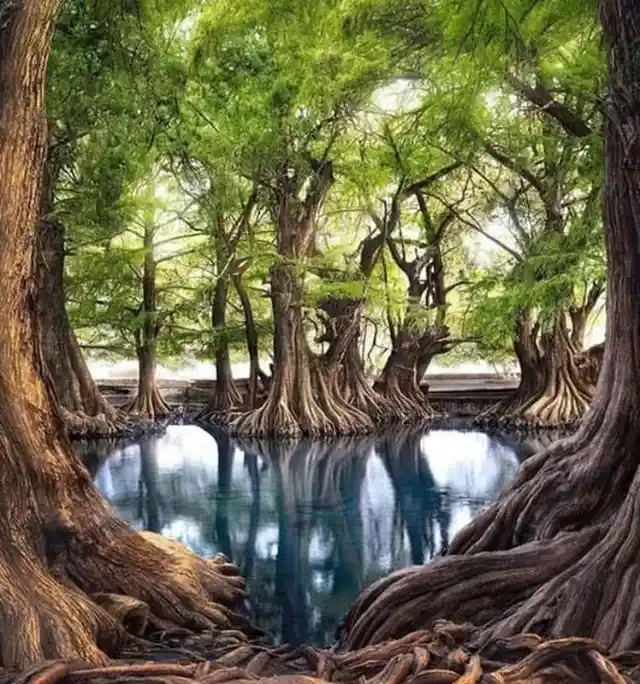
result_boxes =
[0,513,254,668]
[2,626,638,684]
[127,386,171,422]
[475,322,594,431]
[231,360,373,439]
[196,390,243,424]
[60,407,164,441]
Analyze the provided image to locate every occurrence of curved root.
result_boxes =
[126,387,171,422]
[4,627,636,684]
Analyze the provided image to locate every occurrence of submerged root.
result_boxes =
[3,625,637,684]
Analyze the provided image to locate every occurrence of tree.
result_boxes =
[339,0,640,656]
[35,1,151,437]
[0,1,247,667]
[190,0,391,437]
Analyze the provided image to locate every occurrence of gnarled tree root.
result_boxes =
[61,407,167,441]
[2,627,636,684]
[0,516,252,669]
[126,386,172,422]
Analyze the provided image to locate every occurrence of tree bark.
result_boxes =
[339,0,640,653]
[35,213,125,438]
[0,0,246,667]
[377,330,434,421]
[233,163,372,437]
[477,311,594,428]
[198,250,242,420]
[233,273,269,409]
[127,223,170,420]
[474,310,543,424]
[320,296,397,424]
[576,341,605,386]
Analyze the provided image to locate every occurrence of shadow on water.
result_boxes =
[74,424,540,647]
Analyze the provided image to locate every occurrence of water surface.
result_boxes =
[79,426,539,647]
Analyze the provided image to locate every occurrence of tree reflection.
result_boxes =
[91,425,526,646]
[139,437,161,532]
[381,429,443,564]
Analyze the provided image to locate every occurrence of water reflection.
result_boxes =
[78,425,534,647]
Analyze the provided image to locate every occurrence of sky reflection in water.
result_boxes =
[80,425,541,648]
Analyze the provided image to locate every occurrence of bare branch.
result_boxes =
[506,73,593,138]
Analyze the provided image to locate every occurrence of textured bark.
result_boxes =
[339,0,640,653]
[477,312,594,428]
[320,296,396,424]
[198,261,242,421]
[0,1,247,667]
[35,215,125,437]
[513,317,595,427]
[233,163,372,437]
[233,274,269,409]
[378,204,457,420]
[576,341,605,386]
[377,331,434,421]
[127,224,170,420]
[568,280,604,350]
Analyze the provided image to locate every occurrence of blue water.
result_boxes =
[77,425,540,647]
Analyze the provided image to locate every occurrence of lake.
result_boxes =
[76,425,547,648]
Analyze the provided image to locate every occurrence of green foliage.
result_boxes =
[56,0,608,371]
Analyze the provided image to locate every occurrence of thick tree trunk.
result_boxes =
[576,340,605,385]
[477,311,593,428]
[35,216,126,437]
[234,264,372,437]
[512,317,595,427]
[475,310,543,426]
[233,273,269,408]
[339,0,640,655]
[320,296,397,424]
[233,166,373,437]
[127,225,170,420]
[377,331,433,422]
[0,1,246,667]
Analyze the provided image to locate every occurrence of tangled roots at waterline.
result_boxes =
[1,624,636,684]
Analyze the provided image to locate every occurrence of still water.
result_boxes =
[77,426,543,647]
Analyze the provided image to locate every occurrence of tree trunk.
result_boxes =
[36,170,123,438]
[476,311,593,428]
[320,296,397,424]
[475,310,544,425]
[198,261,242,420]
[233,273,269,409]
[233,164,373,437]
[377,330,433,422]
[0,1,246,667]
[576,341,605,385]
[513,316,595,427]
[127,224,170,420]
[339,0,640,655]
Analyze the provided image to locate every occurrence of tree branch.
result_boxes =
[506,73,593,138]
[482,139,546,197]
